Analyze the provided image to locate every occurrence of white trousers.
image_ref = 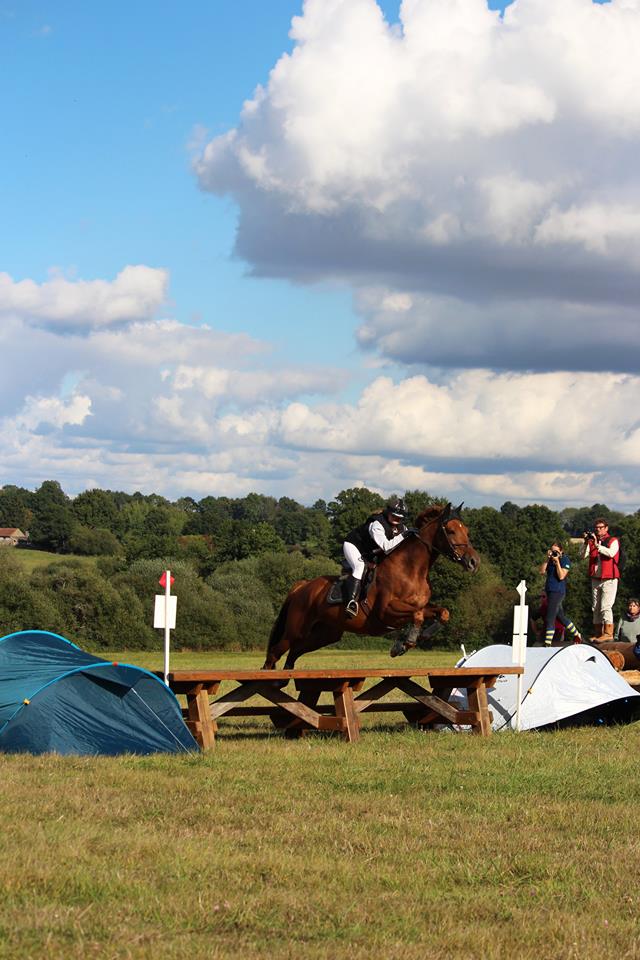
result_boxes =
[343,542,365,580]
[591,578,618,624]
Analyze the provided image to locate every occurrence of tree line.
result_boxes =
[0,481,638,653]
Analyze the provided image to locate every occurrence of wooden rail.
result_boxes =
[161,666,523,748]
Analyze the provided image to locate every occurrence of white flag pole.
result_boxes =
[513,580,528,732]
[164,569,171,686]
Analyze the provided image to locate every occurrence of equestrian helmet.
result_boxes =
[386,497,408,521]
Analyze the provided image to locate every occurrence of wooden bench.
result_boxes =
[162,666,523,748]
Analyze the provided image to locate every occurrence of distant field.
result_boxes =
[10,549,97,573]
[117,646,460,674]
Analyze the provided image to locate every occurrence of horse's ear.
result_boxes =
[453,501,464,517]
[441,502,452,521]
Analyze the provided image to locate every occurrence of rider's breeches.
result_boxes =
[591,578,618,625]
[343,542,364,580]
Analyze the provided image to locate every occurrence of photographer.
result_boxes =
[582,519,620,642]
[539,543,582,646]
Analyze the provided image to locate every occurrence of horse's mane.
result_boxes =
[415,504,447,528]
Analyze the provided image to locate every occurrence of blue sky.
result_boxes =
[1,0,638,510]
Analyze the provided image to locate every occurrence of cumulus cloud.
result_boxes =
[194,0,640,373]
[0,265,168,332]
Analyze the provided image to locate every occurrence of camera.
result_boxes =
[550,549,559,558]
[585,530,597,540]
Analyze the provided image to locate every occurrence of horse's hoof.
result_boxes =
[389,640,407,658]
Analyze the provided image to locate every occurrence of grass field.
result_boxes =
[1,647,639,960]
[10,549,97,573]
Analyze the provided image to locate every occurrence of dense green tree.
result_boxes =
[561,504,625,537]
[327,488,386,549]
[184,496,234,535]
[403,489,440,523]
[0,485,34,530]
[124,505,186,560]
[67,526,122,556]
[29,480,75,551]
[233,493,277,524]
[71,488,121,533]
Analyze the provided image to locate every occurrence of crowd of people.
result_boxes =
[531,516,639,658]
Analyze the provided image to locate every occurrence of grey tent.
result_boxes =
[454,643,640,731]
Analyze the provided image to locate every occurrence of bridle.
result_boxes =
[414,514,470,565]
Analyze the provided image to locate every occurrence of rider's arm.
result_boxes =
[369,520,406,554]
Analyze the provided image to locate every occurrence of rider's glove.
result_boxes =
[403,527,419,538]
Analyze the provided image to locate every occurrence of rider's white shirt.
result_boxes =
[369,520,405,554]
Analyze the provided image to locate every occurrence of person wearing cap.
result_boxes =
[342,497,413,618]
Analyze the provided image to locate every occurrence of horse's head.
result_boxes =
[416,502,480,573]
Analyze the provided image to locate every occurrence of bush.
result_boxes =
[0,551,65,637]
[29,561,152,650]
[115,559,236,651]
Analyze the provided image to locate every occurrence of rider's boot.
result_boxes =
[345,576,361,618]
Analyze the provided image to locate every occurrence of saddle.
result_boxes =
[326,561,377,607]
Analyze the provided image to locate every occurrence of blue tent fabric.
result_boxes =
[0,630,198,755]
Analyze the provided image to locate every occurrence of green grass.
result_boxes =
[1,648,639,959]
[10,549,97,573]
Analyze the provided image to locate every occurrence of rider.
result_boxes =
[342,497,412,618]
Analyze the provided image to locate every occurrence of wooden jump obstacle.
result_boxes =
[161,666,524,748]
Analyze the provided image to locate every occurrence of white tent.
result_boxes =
[454,644,640,731]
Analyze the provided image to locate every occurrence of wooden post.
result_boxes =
[467,680,492,736]
[333,683,360,742]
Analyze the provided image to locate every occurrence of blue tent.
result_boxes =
[0,630,198,755]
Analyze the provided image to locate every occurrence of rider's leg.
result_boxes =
[342,543,364,618]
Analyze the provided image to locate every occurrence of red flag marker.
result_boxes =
[158,572,175,588]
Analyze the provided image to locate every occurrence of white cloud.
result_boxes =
[0,265,168,332]
[194,0,640,374]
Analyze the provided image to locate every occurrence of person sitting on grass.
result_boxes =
[539,542,582,646]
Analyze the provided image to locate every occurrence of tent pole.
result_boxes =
[164,569,171,686]
[513,580,528,732]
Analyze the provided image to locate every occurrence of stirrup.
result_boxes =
[346,600,359,618]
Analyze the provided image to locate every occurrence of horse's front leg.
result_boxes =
[389,608,425,658]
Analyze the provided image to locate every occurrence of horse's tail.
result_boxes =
[266,579,307,655]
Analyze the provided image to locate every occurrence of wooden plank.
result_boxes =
[352,678,400,711]
[187,688,216,750]
[254,683,325,729]
[394,677,462,725]
[333,684,360,743]
[163,666,522,683]
[467,680,492,736]
[209,681,266,720]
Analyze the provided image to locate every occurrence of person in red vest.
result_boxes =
[582,518,620,642]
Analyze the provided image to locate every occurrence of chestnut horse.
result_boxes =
[263,502,480,670]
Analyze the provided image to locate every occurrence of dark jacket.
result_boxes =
[344,513,407,561]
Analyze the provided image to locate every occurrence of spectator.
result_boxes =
[582,518,620,642]
[539,542,582,646]
[616,597,640,644]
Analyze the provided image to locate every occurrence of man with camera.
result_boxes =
[539,543,582,646]
[582,519,621,642]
